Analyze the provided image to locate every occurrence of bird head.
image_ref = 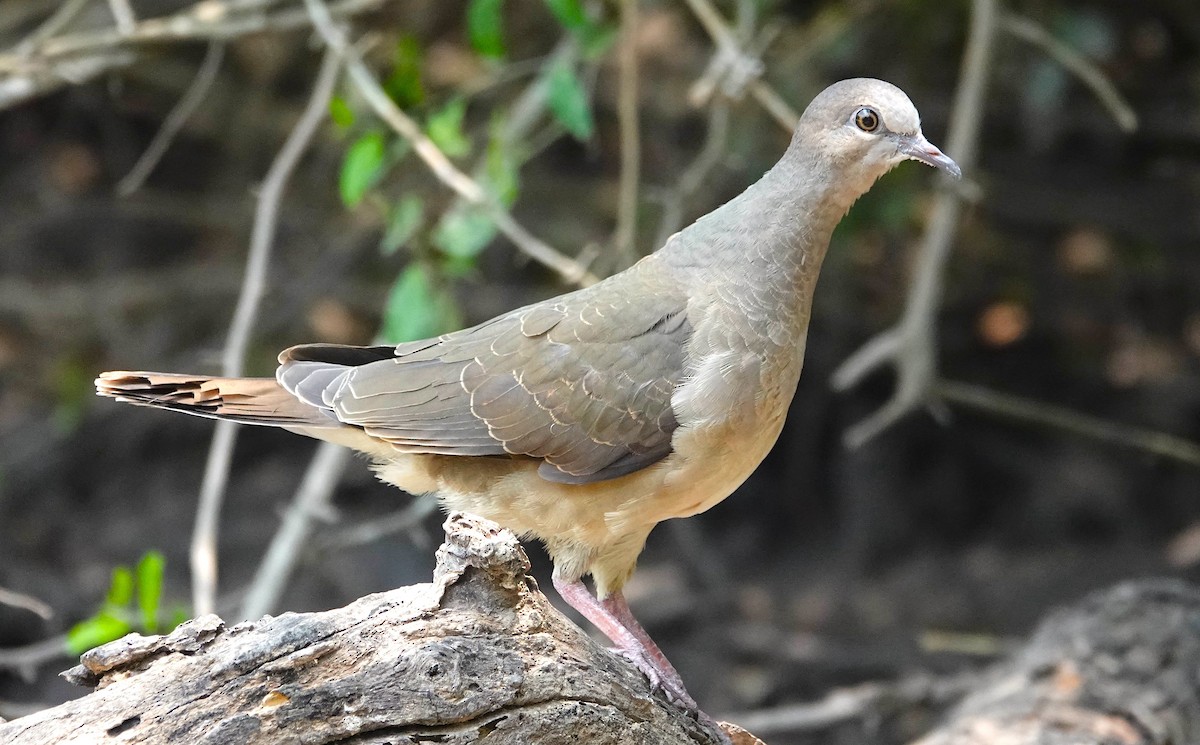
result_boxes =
[795,78,961,184]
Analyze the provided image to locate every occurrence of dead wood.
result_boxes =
[913,579,1200,745]
[0,514,758,745]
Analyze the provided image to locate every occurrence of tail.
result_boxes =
[95,371,335,427]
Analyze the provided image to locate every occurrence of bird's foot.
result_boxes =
[610,645,730,744]
[609,644,695,709]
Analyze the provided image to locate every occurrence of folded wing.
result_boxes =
[279,268,692,484]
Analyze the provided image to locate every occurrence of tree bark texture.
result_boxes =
[913,579,1200,745]
[3,513,1199,745]
[0,514,753,745]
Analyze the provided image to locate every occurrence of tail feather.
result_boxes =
[95,371,336,427]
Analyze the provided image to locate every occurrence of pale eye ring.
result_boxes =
[854,107,880,133]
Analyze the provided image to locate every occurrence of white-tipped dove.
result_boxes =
[97,78,959,727]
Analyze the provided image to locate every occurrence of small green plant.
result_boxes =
[66,552,186,655]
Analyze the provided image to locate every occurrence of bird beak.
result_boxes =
[896,133,961,179]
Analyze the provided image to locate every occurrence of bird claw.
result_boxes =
[609,645,700,710]
[609,646,732,744]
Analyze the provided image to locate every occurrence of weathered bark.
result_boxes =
[0,514,758,745]
[912,580,1200,745]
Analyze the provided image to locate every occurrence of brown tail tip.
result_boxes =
[94,371,326,426]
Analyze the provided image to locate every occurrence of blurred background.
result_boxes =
[1,0,1198,741]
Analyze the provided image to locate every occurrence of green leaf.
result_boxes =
[380,195,425,255]
[543,0,614,57]
[545,59,593,140]
[384,35,425,108]
[380,264,463,343]
[339,131,387,207]
[169,607,190,630]
[53,354,92,433]
[426,98,471,158]
[485,120,520,206]
[433,206,497,260]
[329,95,355,128]
[544,0,587,30]
[467,0,506,58]
[578,25,617,58]
[106,566,134,607]
[136,551,165,634]
[66,612,132,656]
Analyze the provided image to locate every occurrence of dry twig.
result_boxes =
[191,46,343,616]
[117,41,226,196]
[0,0,385,109]
[613,0,642,267]
[1001,12,1137,133]
[0,588,53,621]
[831,0,999,447]
[302,0,598,287]
[936,379,1200,468]
[238,441,351,621]
[680,0,798,132]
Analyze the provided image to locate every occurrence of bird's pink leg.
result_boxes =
[552,576,697,709]
[600,590,695,706]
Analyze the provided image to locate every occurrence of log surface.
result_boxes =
[0,514,745,745]
[913,579,1200,745]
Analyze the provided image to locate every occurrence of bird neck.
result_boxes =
[664,143,867,307]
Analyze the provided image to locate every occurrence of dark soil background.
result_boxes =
[1,0,1199,742]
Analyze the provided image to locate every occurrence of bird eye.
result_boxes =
[854,107,880,133]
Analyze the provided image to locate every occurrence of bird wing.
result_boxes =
[278,265,691,484]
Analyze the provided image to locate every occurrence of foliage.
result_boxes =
[328,4,613,344]
[467,0,506,59]
[66,552,185,656]
[545,58,593,140]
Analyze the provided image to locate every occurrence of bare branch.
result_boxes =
[1001,12,1137,133]
[653,101,730,247]
[0,587,53,621]
[613,0,641,267]
[831,0,999,448]
[106,0,137,36]
[301,0,598,287]
[0,0,386,110]
[238,442,351,621]
[12,0,92,55]
[680,0,799,132]
[117,42,225,196]
[0,636,67,683]
[723,673,977,737]
[315,495,438,554]
[935,379,1200,468]
[191,46,342,616]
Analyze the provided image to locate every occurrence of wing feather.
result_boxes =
[277,258,691,482]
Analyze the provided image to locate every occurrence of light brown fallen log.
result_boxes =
[0,513,760,745]
[912,579,1200,745]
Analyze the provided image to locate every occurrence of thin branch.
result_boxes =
[191,46,342,616]
[238,442,351,621]
[106,0,137,35]
[831,0,999,448]
[653,100,730,247]
[0,587,53,621]
[315,495,438,553]
[301,0,598,287]
[118,42,225,196]
[13,0,92,56]
[680,0,799,132]
[613,0,641,267]
[0,636,67,683]
[1001,12,1137,133]
[935,379,1200,467]
[722,672,978,737]
[0,0,385,110]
